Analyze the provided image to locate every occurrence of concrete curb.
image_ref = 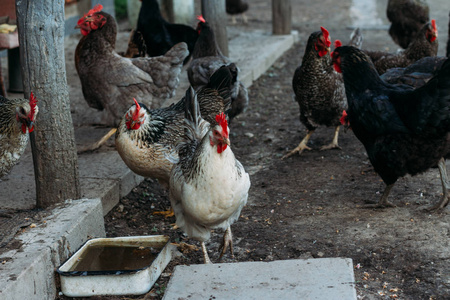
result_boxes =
[0,198,105,299]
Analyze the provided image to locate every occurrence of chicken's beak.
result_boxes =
[223,137,230,146]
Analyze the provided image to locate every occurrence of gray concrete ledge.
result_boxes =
[0,198,105,299]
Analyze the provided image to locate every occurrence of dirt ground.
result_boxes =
[2,0,450,299]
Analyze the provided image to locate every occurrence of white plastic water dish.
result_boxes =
[57,235,173,297]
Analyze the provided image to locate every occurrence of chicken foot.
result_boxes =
[218,226,234,261]
[365,183,396,208]
[201,241,212,264]
[77,128,117,154]
[319,126,342,151]
[427,158,450,211]
[152,207,175,218]
[282,130,314,159]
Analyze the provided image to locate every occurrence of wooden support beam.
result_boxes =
[272,0,292,35]
[16,0,80,208]
[201,0,229,56]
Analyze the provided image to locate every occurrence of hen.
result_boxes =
[0,93,38,178]
[169,87,250,264]
[381,56,447,87]
[226,0,249,24]
[282,27,362,159]
[132,0,198,64]
[386,0,429,49]
[364,20,438,75]
[187,16,248,122]
[115,64,236,191]
[332,46,450,210]
[75,4,188,127]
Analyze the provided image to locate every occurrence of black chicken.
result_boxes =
[226,0,249,24]
[133,0,198,64]
[386,0,429,49]
[332,46,450,210]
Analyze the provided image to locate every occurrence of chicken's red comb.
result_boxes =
[334,39,342,48]
[29,92,38,120]
[132,98,141,119]
[320,27,331,47]
[197,15,206,23]
[431,19,437,32]
[89,4,103,15]
[215,112,228,136]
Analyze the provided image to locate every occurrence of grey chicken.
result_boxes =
[0,93,38,178]
[169,87,250,264]
[75,4,188,127]
[187,16,248,123]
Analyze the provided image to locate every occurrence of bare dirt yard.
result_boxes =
[3,0,450,299]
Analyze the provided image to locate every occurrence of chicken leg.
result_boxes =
[365,183,396,208]
[201,241,212,264]
[218,226,234,261]
[319,126,342,151]
[282,130,314,159]
[428,157,450,211]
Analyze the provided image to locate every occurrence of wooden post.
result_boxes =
[16,0,81,208]
[201,0,229,56]
[272,0,292,35]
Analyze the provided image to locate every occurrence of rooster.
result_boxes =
[364,20,438,75]
[332,46,450,210]
[282,27,362,159]
[226,0,249,24]
[187,16,248,123]
[75,4,188,127]
[386,0,430,49]
[0,93,38,178]
[115,65,236,189]
[169,87,250,264]
[131,0,198,64]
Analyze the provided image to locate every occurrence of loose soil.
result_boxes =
[3,0,450,299]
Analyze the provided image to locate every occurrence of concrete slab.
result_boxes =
[0,198,105,300]
[163,258,357,300]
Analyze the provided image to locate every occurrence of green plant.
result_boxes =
[114,0,127,20]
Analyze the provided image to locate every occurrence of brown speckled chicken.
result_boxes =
[75,5,188,126]
[387,0,430,49]
[115,64,236,190]
[187,16,248,122]
[169,87,250,264]
[282,27,362,159]
[0,93,38,178]
[364,20,438,75]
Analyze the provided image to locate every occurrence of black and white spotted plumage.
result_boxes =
[169,87,250,253]
[115,65,236,188]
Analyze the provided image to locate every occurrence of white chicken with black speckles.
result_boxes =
[169,87,250,264]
